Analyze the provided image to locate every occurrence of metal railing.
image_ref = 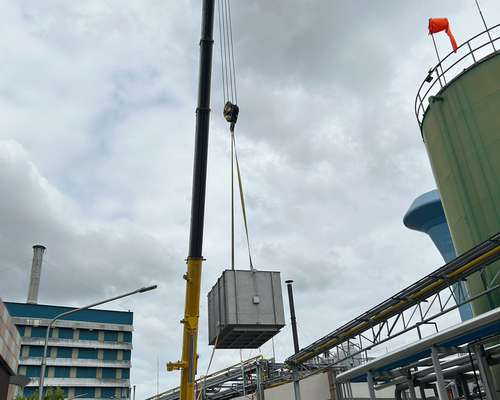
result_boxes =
[286,233,500,366]
[415,23,500,128]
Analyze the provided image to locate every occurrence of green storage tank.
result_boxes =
[420,51,500,316]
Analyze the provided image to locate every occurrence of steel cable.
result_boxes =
[216,0,227,102]
[217,0,254,271]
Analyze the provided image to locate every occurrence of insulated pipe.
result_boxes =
[417,364,476,384]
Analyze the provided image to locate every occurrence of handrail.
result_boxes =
[415,23,500,130]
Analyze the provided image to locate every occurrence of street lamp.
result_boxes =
[38,284,158,400]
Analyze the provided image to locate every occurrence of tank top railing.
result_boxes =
[415,23,500,128]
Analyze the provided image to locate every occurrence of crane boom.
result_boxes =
[167,1,216,400]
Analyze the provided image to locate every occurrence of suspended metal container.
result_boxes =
[208,269,285,349]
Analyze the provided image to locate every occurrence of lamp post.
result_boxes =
[37,284,157,400]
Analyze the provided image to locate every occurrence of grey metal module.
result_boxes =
[208,270,285,348]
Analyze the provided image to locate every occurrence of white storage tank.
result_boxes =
[208,269,285,348]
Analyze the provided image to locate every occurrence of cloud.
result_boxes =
[1,0,499,398]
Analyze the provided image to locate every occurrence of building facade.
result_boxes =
[0,299,22,400]
[4,302,133,399]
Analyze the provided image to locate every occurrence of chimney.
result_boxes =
[27,245,46,304]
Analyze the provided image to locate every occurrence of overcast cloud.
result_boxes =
[1,1,499,398]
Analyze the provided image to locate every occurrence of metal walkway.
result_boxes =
[286,233,500,366]
[335,307,500,400]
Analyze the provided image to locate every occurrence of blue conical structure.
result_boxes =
[404,190,473,321]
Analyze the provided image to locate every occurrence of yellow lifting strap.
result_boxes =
[231,126,254,271]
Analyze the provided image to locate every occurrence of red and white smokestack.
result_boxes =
[27,245,46,304]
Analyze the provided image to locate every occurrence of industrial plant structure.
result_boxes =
[4,246,134,399]
[0,299,22,400]
[157,15,500,400]
[404,190,473,321]
[416,29,500,318]
[5,302,133,399]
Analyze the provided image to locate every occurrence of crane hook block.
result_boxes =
[223,101,239,131]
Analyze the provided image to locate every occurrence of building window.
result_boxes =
[101,387,116,398]
[26,366,41,378]
[79,329,99,341]
[31,326,46,337]
[79,348,98,359]
[54,367,70,378]
[104,349,117,361]
[104,331,118,342]
[76,367,97,379]
[123,331,132,343]
[76,387,95,398]
[102,368,116,379]
[28,346,44,357]
[123,350,131,361]
[57,347,73,358]
[17,325,26,336]
[58,327,74,339]
[122,369,130,379]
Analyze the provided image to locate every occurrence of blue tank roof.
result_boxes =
[403,190,473,321]
[403,190,446,232]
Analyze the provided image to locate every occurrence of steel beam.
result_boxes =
[367,371,376,400]
[431,346,448,400]
[473,344,496,400]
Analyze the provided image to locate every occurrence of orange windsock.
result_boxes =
[429,18,458,53]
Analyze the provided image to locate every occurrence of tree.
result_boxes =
[16,387,65,400]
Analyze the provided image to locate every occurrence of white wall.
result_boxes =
[266,372,331,400]
[351,382,395,399]
[232,372,331,400]
[231,373,405,400]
